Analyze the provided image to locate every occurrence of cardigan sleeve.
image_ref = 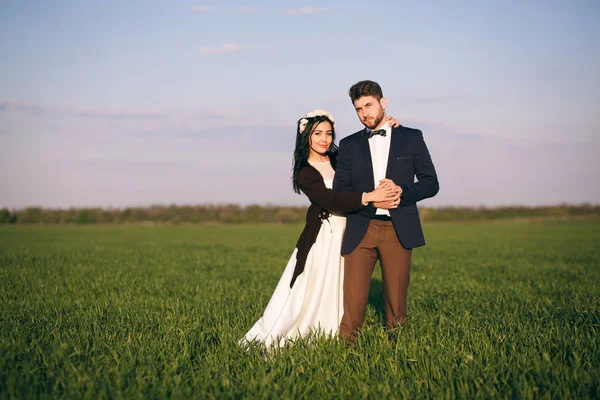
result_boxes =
[298,167,365,213]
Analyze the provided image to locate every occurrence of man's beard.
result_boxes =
[362,108,385,129]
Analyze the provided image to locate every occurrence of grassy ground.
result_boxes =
[1,220,599,398]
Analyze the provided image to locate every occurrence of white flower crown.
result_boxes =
[298,109,336,134]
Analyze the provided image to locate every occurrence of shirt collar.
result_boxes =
[366,121,391,138]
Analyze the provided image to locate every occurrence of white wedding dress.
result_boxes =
[241,161,346,349]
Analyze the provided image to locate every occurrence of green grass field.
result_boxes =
[1,220,599,398]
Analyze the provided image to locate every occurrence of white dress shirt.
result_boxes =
[368,121,392,216]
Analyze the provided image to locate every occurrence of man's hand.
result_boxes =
[373,200,399,209]
[379,178,402,195]
[374,178,401,209]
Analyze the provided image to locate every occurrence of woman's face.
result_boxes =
[308,121,333,157]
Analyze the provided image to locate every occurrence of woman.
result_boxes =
[240,109,400,349]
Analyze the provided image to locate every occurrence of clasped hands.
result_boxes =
[367,178,402,209]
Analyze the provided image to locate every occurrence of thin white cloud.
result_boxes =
[0,100,233,123]
[0,100,165,120]
[199,43,243,55]
[0,100,45,115]
[192,5,216,12]
[230,6,260,13]
[284,7,328,16]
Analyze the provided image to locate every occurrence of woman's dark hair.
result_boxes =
[292,115,339,194]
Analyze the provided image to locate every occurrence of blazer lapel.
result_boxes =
[358,129,375,189]
[385,126,402,178]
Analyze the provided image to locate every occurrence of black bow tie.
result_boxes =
[367,129,386,138]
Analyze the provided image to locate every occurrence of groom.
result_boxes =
[333,80,439,341]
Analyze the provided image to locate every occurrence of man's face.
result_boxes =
[353,95,387,129]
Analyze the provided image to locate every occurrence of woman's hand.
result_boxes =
[364,181,399,203]
[386,116,401,128]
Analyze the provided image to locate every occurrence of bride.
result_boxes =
[240,110,401,349]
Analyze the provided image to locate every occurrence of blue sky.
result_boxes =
[1,0,599,208]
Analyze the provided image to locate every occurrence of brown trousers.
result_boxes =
[339,219,412,340]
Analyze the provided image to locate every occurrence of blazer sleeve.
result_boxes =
[332,138,354,193]
[399,130,439,206]
[298,167,364,213]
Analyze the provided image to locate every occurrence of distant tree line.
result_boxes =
[0,204,598,225]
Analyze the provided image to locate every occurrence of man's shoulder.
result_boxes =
[339,129,365,145]
[393,125,425,142]
[393,125,423,136]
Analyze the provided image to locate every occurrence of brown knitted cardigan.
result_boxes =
[290,161,365,287]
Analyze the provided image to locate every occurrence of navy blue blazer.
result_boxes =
[333,125,439,255]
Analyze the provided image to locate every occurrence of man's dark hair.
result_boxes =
[348,80,383,103]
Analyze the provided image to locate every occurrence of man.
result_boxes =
[333,80,439,341]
